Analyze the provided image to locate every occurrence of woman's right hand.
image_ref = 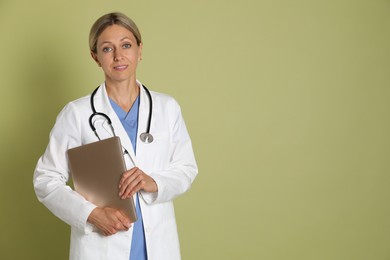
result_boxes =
[87,207,132,236]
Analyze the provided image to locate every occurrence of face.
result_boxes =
[91,24,143,84]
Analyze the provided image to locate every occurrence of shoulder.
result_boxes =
[54,93,92,124]
[67,94,91,109]
[149,90,181,112]
[60,93,91,113]
[150,90,174,102]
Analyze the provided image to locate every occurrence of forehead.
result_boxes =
[98,24,136,44]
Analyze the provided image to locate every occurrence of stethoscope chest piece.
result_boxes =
[140,132,154,144]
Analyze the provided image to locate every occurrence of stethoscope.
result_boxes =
[88,84,154,144]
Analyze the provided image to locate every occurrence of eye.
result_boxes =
[102,47,112,53]
[123,43,131,49]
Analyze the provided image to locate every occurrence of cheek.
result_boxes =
[98,58,111,69]
[97,52,111,63]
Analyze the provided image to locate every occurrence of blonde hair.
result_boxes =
[89,12,142,53]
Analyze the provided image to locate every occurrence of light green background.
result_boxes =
[1,0,390,259]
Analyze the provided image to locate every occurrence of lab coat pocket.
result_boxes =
[70,227,108,259]
[137,131,171,171]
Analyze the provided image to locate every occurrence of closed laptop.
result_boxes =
[67,136,137,222]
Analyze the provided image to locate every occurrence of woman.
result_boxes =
[33,12,198,260]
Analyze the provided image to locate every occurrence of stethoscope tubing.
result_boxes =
[143,85,152,134]
[89,84,153,143]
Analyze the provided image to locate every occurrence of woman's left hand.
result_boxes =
[118,167,158,199]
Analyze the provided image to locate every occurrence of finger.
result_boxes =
[113,221,127,232]
[122,178,146,199]
[119,170,142,196]
[115,211,132,228]
[97,224,117,236]
[121,175,144,199]
[118,167,137,188]
[120,179,140,199]
[105,227,115,236]
[119,174,139,197]
[119,167,138,188]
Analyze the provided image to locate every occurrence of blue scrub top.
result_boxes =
[110,95,148,260]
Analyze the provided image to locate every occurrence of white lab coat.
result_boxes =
[33,82,198,260]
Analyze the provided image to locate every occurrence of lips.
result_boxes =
[114,65,128,71]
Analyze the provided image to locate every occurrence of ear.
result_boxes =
[138,43,143,62]
[90,51,101,67]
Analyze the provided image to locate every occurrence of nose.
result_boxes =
[114,48,123,61]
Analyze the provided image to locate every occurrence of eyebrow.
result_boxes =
[99,37,132,46]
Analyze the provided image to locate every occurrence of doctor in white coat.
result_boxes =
[33,12,198,260]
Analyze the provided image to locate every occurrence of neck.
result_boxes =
[106,79,139,112]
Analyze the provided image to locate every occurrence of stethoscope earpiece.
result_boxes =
[89,84,154,144]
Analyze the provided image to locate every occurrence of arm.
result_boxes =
[33,103,97,233]
[141,98,198,204]
[34,102,136,235]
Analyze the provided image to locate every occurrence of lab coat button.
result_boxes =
[145,227,151,233]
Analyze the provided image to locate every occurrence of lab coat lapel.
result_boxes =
[95,83,138,167]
